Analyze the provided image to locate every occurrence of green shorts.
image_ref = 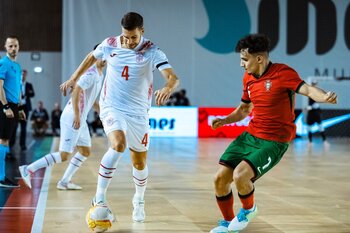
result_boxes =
[220,131,289,180]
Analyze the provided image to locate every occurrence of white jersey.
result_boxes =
[93,36,172,116]
[61,65,104,123]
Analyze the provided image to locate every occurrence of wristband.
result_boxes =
[3,104,10,110]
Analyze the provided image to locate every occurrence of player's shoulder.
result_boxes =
[101,36,119,48]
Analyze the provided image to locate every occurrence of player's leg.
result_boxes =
[130,150,148,222]
[228,133,288,232]
[210,134,245,233]
[93,108,126,205]
[125,114,150,222]
[19,121,79,189]
[58,123,91,190]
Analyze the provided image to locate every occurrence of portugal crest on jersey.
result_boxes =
[264,79,272,91]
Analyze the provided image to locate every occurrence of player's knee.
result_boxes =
[60,152,70,161]
[214,172,229,189]
[132,161,146,170]
[110,142,126,153]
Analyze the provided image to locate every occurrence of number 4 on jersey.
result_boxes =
[122,66,129,80]
[141,133,148,147]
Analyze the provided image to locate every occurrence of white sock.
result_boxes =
[27,152,62,173]
[60,152,87,183]
[95,148,122,203]
[133,164,148,200]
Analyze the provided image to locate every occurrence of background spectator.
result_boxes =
[51,102,62,136]
[174,89,190,106]
[9,69,35,153]
[30,101,49,136]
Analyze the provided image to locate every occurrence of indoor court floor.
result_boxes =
[1,136,350,233]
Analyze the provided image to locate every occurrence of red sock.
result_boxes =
[216,191,235,221]
[238,188,255,210]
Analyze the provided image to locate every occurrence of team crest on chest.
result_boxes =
[136,53,144,63]
[264,79,272,91]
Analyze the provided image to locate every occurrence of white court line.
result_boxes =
[31,138,57,233]
[27,140,36,150]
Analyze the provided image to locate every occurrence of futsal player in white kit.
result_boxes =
[19,55,106,190]
[60,12,179,222]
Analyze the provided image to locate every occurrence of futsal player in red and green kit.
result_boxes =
[209,34,338,233]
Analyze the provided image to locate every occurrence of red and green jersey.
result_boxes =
[241,63,304,142]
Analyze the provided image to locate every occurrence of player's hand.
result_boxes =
[19,110,26,121]
[154,87,172,106]
[211,118,226,130]
[73,116,81,129]
[60,79,76,96]
[325,91,337,104]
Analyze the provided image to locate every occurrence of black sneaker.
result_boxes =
[0,177,20,188]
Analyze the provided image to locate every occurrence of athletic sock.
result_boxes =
[133,164,148,200]
[95,148,122,203]
[61,152,87,183]
[26,152,62,173]
[0,145,8,181]
[216,190,235,221]
[238,188,255,210]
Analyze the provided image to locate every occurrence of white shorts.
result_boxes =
[59,120,91,153]
[100,106,150,152]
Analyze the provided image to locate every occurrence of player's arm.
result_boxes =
[154,68,179,106]
[298,83,337,104]
[212,101,253,130]
[71,85,83,129]
[0,79,14,118]
[60,52,97,96]
[93,101,100,114]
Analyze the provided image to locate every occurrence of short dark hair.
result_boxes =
[235,34,270,54]
[121,12,143,30]
[6,35,19,41]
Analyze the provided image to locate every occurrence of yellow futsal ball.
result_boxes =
[86,205,113,232]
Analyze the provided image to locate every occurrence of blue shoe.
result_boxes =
[210,219,230,233]
[228,205,258,232]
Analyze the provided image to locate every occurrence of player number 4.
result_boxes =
[122,66,129,80]
[141,133,148,147]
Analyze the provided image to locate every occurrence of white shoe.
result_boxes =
[210,220,230,233]
[228,205,258,232]
[19,165,31,189]
[56,180,82,190]
[91,196,117,222]
[132,196,145,222]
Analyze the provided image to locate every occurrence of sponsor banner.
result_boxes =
[198,107,252,138]
[149,107,198,137]
[294,109,350,137]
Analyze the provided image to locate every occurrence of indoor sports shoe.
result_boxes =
[228,204,258,232]
[19,165,31,189]
[56,180,82,190]
[0,177,20,188]
[132,195,145,222]
[210,219,230,233]
[91,196,116,222]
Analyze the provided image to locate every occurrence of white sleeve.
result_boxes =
[76,72,94,90]
[153,48,172,71]
[92,38,108,60]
